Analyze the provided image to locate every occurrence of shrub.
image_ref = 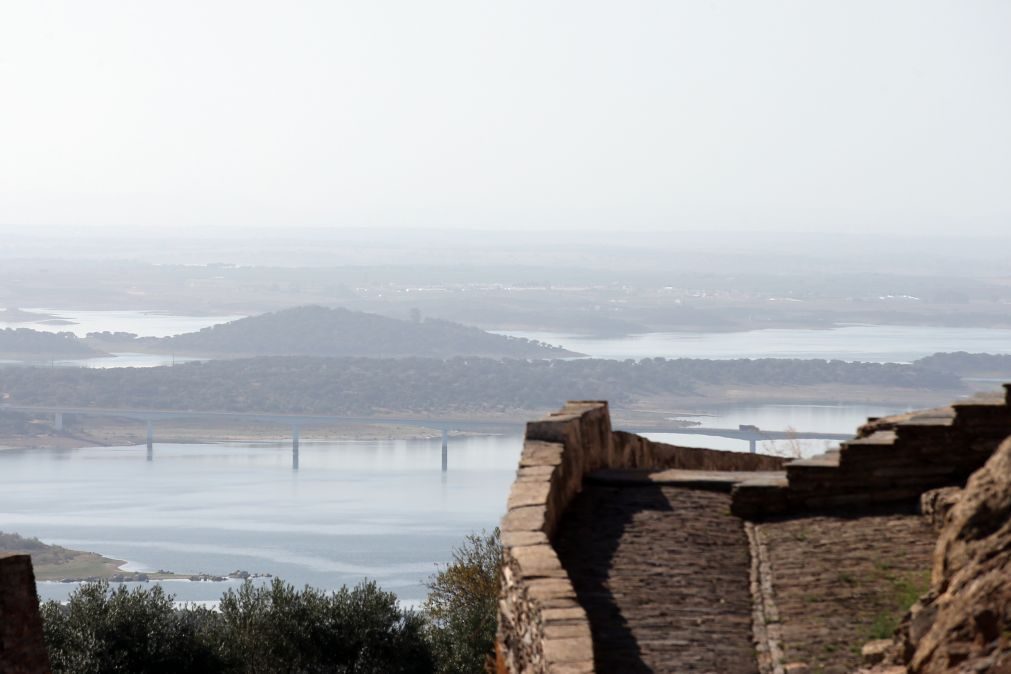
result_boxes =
[40,581,223,673]
[423,529,502,674]
[213,578,433,674]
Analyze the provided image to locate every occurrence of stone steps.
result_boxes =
[731,384,1011,519]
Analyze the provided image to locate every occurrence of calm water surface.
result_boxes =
[501,325,1011,363]
[0,308,244,338]
[0,403,906,603]
[2,437,520,604]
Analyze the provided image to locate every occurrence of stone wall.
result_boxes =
[0,554,51,674]
[496,401,784,674]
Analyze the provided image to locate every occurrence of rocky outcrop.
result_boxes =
[869,434,1011,672]
[919,487,962,533]
[0,554,51,674]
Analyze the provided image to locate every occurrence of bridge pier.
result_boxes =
[749,439,757,454]
[441,429,448,472]
[53,412,63,432]
[146,420,154,460]
[292,425,300,470]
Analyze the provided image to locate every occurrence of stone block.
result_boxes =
[525,578,578,604]
[502,505,547,533]
[520,441,565,468]
[508,481,552,510]
[0,554,51,674]
[501,530,549,548]
[509,545,566,579]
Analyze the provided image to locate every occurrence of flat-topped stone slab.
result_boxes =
[845,430,898,446]
[587,468,786,492]
[787,451,841,469]
[898,413,956,428]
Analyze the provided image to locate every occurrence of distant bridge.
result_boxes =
[621,425,853,453]
[1,405,855,465]
[0,404,518,470]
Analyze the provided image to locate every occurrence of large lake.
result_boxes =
[3,437,520,606]
[0,402,905,604]
[0,308,244,338]
[501,325,1011,363]
[0,309,999,604]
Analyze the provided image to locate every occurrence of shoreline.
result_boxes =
[0,383,969,453]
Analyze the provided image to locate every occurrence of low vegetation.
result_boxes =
[0,328,102,357]
[40,531,502,674]
[0,355,959,417]
[916,351,1011,377]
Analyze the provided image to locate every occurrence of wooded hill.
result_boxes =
[87,306,577,359]
[0,328,103,357]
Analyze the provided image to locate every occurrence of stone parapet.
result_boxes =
[0,554,51,674]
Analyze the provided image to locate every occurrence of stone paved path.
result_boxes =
[554,484,758,673]
[760,512,935,674]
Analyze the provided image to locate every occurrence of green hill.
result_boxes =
[115,306,577,358]
[0,328,102,358]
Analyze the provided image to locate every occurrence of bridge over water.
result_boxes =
[0,405,853,468]
[620,425,853,454]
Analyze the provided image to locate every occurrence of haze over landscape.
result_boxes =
[1,2,1010,673]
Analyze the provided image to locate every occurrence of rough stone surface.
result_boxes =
[919,486,962,533]
[759,513,934,674]
[497,401,783,673]
[0,554,51,674]
[554,485,758,673]
[883,434,1011,672]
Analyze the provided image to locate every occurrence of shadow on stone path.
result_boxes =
[554,483,758,674]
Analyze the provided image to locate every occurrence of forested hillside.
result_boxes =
[0,356,960,416]
[89,306,575,358]
[0,328,102,357]
[916,352,1011,377]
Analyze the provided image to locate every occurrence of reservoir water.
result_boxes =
[0,310,998,604]
[501,325,1011,363]
[1,436,520,605]
[0,308,244,338]
[0,402,907,604]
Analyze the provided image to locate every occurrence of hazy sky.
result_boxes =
[1,1,1009,234]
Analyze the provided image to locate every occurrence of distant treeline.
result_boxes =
[0,328,101,356]
[0,356,960,416]
[915,352,1011,377]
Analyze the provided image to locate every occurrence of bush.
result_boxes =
[40,581,223,673]
[213,578,433,674]
[38,530,503,673]
[423,529,502,674]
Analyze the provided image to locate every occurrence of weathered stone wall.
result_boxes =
[0,554,51,674]
[497,401,784,674]
[614,431,785,472]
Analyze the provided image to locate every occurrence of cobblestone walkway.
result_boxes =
[554,484,758,673]
[761,512,935,674]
